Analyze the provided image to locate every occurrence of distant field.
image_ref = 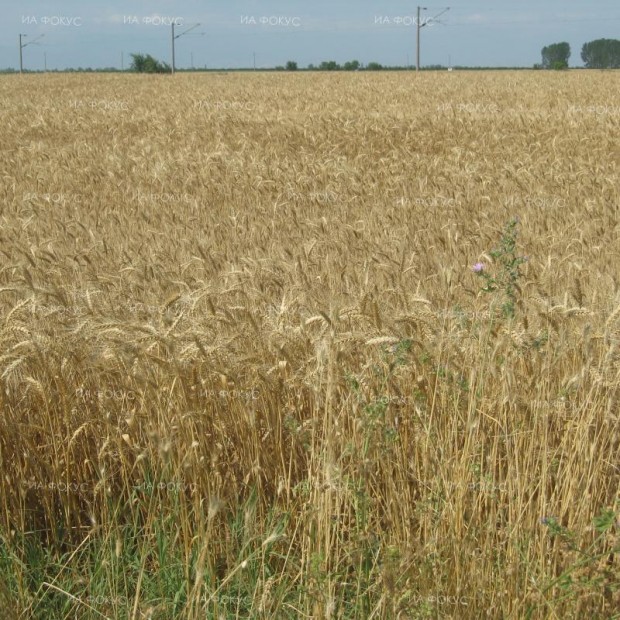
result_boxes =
[0,71,619,619]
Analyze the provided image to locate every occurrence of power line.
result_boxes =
[9,9,620,71]
[417,6,450,71]
[19,33,44,73]
[171,22,204,74]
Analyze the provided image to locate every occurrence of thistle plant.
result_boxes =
[473,217,528,319]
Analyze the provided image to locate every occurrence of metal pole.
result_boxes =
[171,23,175,74]
[171,23,202,74]
[19,34,24,73]
[417,7,450,71]
[416,7,421,72]
[44,51,47,71]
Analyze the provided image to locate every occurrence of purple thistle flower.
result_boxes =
[472,262,485,273]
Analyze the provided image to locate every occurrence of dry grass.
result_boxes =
[0,70,619,619]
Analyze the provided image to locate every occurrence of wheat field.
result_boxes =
[0,71,619,619]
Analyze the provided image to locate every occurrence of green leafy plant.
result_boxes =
[472,216,528,319]
[527,506,620,618]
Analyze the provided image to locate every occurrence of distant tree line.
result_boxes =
[4,38,619,73]
[537,38,620,69]
[581,39,620,68]
[279,60,388,71]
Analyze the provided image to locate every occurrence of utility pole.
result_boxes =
[171,22,204,74]
[19,33,44,73]
[171,23,176,74]
[416,7,426,72]
[121,51,124,71]
[253,52,256,70]
[44,52,47,72]
[416,7,450,72]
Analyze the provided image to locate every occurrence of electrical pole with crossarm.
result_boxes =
[416,6,450,72]
[19,33,45,73]
[416,7,427,72]
[171,22,204,74]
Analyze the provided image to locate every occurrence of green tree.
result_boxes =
[366,62,383,71]
[319,60,340,71]
[130,53,170,74]
[343,60,360,71]
[541,42,570,69]
[130,53,147,72]
[285,61,298,71]
[581,38,620,68]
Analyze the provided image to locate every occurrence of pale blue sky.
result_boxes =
[3,0,620,70]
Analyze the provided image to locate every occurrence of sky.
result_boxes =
[2,0,620,70]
